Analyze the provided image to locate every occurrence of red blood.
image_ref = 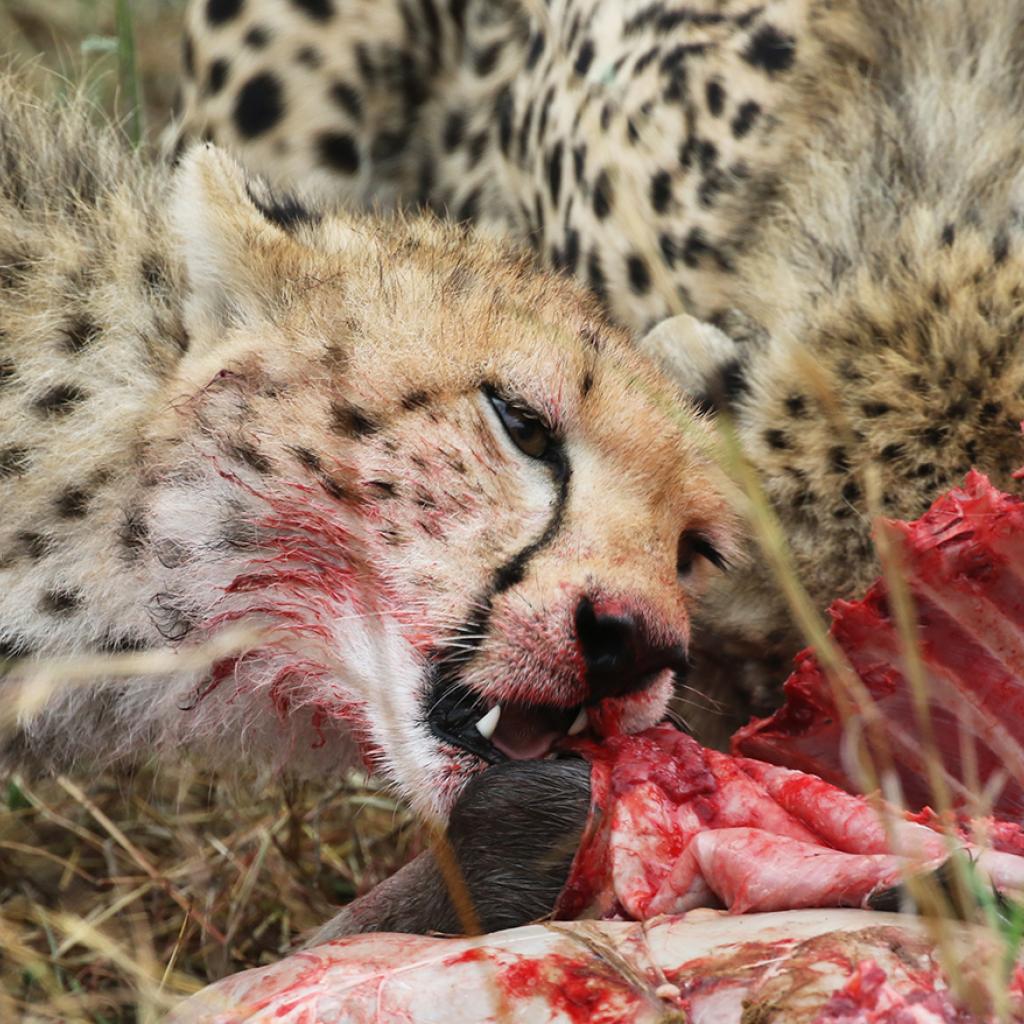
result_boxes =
[559,725,1024,921]
[497,954,646,1023]
[734,469,1024,818]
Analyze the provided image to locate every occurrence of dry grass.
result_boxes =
[0,765,421,1022]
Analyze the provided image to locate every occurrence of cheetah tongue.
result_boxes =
[490,703,564,760]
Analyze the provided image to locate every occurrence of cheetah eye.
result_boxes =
[677,531,727,576]
[487,392,552,460]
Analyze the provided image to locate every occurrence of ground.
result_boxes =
[0,5,421,1021]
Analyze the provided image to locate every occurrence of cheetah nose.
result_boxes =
[574,596,688,702]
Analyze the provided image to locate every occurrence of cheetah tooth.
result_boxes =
[568,708,588,736]
[475,705,501,741]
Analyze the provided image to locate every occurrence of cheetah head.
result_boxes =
[156,147,738,818]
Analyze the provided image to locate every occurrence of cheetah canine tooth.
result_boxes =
[475,705,501,740]
[568,708,588,736]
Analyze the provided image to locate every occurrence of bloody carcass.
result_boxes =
[734,470,1024,818]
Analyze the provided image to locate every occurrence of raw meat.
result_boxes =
[167,909,1023,1024]
[733,470,1024,817]
[558,726,1024,921]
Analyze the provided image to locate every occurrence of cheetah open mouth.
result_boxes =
[426,682,590,763]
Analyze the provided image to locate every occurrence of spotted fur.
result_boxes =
[0,74,734,817]
[178,0,1024,738]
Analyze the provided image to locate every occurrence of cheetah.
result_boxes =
[179,0,1024,740]
[0,72,736,819]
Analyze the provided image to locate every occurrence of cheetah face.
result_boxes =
[163,148,737,819]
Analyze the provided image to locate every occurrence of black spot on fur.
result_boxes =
[731,100,760,138]
[330,400,379,436]
[705,79,725,116]
[402,390,430,411]
[941,223,956,247]
[207,58,230,95]
[626,254,652,294]
[880,442,905,462]
[0,634,34,663]
[496,87,514,156]
[693,358,748,414]
[0,358,15,388]
[55,487,91,519]
[247,186,321,230]
[318,474,349,501]
[296,46,323,69]
[291,446,322,472]
[206,0,243,26]
[244,25,270,48]
[784,394,807,417]
[861,401,891,417]
[661,42,708,72]
[443,110,466,152]
[681,227,710,267]
[40,588,83,615]
[841,480,861,503]
[562,228,580,274]
[581,371,594,397]
[290,0,335,20]
[764,429,790,450]
[634,47,659,74]
[318,132,360,174]
[742,24,795,73]
[979,401,1002,423]
[232,441,272,474]
[993,232,1011,265]
[650,170,672,213]
[17,532,53,560]
[233,72,285,139]
[526,31,545,69]
[474,41,504,77]
[829,446,850,474]
[329,80,363,122]
[592,169,613,218]
[546,142,563,206]
[572,145,587,185]
[62,315,100,353]
[119,508,148,556]
[34,384,86,416]
[574,39,595,76]
[698,139,718,173]
[922,425,948,446]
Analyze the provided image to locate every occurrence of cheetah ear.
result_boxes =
[638,314,747,411]
[171,144,300,342]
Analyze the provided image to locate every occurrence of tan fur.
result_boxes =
[0,74,733,816]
